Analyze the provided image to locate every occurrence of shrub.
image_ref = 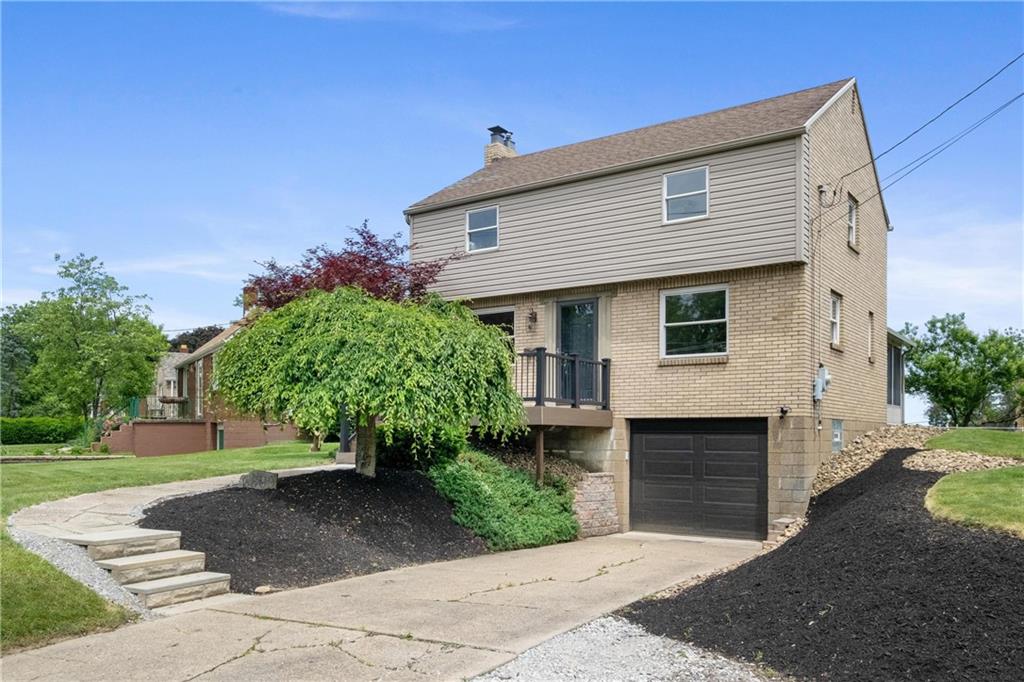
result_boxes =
[378,427,466,471]
[98,443,110,454]
[429,449,579,551]
[0,417,84,445]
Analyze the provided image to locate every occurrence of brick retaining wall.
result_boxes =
[573,473,621,538]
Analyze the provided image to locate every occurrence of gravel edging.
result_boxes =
[476,616,769,681]
[6,525,152,619]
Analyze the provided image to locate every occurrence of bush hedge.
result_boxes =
[429,449,579,551]
[0,417,84,445]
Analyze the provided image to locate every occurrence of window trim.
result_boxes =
[662,166,710,225]
[465,205,500,254]
[659,284,729,359]
[473,306,515,342]
[831,419,844,452]
[847,194,859,247]
[830,293,842,345]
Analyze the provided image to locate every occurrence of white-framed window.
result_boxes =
[830,293,842,345]
[660,285,728,357]
[831,419,844,452]
[194,359,204,418]
[847,194,859,246]
[474,306,515,344]
[663,167,709,223]
[466,206,499,253]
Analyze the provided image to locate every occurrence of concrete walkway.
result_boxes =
[3,533,759,680]
[8,463,352,538]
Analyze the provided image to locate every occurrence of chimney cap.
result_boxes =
[488,125,511,136]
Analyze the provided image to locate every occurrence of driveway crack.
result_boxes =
[184,628,273,680]
[574,556,643,582]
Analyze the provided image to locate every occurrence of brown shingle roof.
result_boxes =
[407,78,851,213]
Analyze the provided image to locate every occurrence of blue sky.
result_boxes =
[3,2,1023,422]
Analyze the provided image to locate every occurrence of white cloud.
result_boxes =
[107,255,248,282]
[1,288,42,306]
[887,214,1023,332]
[265,2,521,33]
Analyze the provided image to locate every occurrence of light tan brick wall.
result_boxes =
[805,84,888,434]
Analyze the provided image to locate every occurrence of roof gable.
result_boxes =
[407,78,852,214]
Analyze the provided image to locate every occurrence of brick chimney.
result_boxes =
[484,125,517,165]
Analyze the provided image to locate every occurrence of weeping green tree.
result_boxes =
[214,287,525,476]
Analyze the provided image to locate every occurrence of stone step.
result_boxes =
[59,528,181,560]
[124,572,231,608]
[96,550,205,584]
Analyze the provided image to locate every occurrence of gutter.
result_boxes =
[404,126,807,217]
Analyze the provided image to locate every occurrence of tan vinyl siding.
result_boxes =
[412,138,802,300]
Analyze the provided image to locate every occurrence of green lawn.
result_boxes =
[1,443,67,456]
[925,467,1024,538]
[925,429,1024,459]
[1,441,334,652]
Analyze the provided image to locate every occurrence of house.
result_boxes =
[133,349,188,419]
[407,78,891,540]
[102,322,297,456]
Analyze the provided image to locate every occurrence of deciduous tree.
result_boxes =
[19,254,168,424]
[243,221,453,310]
[902,314,1024,427]
[215,287,524,475]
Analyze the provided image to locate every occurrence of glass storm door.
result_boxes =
[557,300,597,402]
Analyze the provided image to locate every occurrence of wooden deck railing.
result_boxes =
[515,347,611,410]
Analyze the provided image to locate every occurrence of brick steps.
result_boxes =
[62,527,231,608]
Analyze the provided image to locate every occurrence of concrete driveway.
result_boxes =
[3,532,759,681]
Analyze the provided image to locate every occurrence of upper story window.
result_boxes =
[847,194,859,246]
[466,206,499,252]
[663,167,709,223]
[660,285,728,357]
[830,293,842,345]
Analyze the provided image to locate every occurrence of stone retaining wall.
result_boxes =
[574,473,621,538]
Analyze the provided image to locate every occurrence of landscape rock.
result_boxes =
[239,470,278,490]
[812,424,941,496]
[902,448,1020,474]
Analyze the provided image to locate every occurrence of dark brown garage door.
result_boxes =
[630,419,767,540]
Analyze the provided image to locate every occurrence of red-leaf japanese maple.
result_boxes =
[244,221,454,309]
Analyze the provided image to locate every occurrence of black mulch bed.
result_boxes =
[618,449,1024,681]
[140,468,487,593]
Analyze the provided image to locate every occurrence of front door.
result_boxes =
[557,299,598,402]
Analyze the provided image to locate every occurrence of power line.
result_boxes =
[820,91,1023,234]
[837,51,1023,184]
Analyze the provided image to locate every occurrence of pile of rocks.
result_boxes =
[902,449,1021,474]
[812,425,941,496]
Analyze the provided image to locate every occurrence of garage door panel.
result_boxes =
[642,459,695,478]
[703,460,760,480]
[703,484,760,506]
[703,434,761,453]
[640,434,695,452]
[631,419,767,540]
[641,482,696,503]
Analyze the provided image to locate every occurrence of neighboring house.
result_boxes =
[138,349,188,419]
[102,321,297,456]
[886,328,911,425]
[407,78,890,540]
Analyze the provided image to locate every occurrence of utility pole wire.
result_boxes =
[837,51,1024,184]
